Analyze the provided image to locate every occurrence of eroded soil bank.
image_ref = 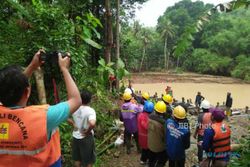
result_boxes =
[131,72,250,108]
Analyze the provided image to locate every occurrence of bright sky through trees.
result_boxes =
[135,0,230,27]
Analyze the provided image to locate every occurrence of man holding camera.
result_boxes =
[0,49,81,167]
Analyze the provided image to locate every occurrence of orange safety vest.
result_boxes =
[211,122,231,158]
[0,105,61,167]
[198,112,212,136]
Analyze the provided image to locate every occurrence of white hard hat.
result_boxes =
[200,100,210,109]
[124,88,132,95]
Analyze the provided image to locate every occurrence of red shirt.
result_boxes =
[137,112,150,149]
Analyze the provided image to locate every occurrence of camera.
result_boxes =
[40,51,67,63]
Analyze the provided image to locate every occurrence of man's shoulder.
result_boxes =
[81,106,96,114]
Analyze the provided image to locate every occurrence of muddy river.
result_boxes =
[133,83,250,108]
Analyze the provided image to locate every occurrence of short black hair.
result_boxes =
[80,89,92,105]
[0,65,29,106]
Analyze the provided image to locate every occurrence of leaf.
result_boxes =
[107,62,115,67]
[83,38,102,49]
[98,58,106,67]
[91,27,101,39]
[82,26,92,38]
[117,58,125,68]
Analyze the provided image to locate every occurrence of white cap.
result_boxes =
[200,100,210,109]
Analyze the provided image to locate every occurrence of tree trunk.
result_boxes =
[164,37,167,70]
[34,68,47,104]
[139,46,146,72]
[176,56,180,69]
[115,0,120,89]
[104,0,113,64]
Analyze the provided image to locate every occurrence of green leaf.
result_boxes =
[117,58,125,68]
[91,27,101,39]
[107,62,115,67]
[98,58,106,67]
[83,38,102,49]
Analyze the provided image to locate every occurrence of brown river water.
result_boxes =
[133,83,250,109]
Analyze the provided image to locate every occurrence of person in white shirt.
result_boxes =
[68,89,96,167]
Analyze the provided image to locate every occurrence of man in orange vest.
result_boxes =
[193,100,212,163]
[201,108,231,167]
[0,49,81,167]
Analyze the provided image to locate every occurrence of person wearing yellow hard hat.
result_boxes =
[142,92,150,100]
[120,92,142,154]
[162,94,174,119]
[166,105,190,167]
[147,101,168,167]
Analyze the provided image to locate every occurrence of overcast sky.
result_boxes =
[135,0,230,27]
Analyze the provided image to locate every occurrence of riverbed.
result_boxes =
[133,82,250,109]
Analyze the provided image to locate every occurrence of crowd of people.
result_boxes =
[0,50,233,167]
[120,83,232,167]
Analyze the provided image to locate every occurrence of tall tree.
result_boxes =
[160,21,175,70]
[104,0,113,63]
[139,30,149,72]
[115,0,120,88]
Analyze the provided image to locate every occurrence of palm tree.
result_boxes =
[160,20,175,70]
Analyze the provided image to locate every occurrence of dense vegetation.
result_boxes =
[0,0,142,166]
[120,0,250,81]
[1,0,250,166]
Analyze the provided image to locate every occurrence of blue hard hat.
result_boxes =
[144,101,154,113]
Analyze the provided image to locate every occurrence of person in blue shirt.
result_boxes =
[201,108,231,167]
[166,105,190,167]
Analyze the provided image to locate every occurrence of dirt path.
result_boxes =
[99,72,250,167]
[99,115,249,167]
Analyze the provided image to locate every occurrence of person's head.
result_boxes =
[209,108,225,122]
[0,65,30,107]
[154,101,166,115]
[198,92,201,95]
[142,92,150,101]
[227,92,231,97]
[200,100,210,112]
[80,89,92,105]
[123,92,132,103]
[173,105,187,121]
[162,94,173,105]
[143,101,154,113]
[181,97,185,103]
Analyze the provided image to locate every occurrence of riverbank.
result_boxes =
[130,72,249,84]
[130,72,250,109]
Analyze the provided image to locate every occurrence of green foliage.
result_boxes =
[97,58,115,87]
[184,49,232,75]
[229,127,250,167]
[231,55,250,81]
[116,58,130,80]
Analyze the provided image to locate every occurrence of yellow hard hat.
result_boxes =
[162,94,173,104]
[173,105,186,119]
[142,92,150,100]
[123,92,132,101]
[154,101,167,113]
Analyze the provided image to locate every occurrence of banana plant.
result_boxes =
[174,0,250,58]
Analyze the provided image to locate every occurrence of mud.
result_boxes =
[131,72,250,108]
